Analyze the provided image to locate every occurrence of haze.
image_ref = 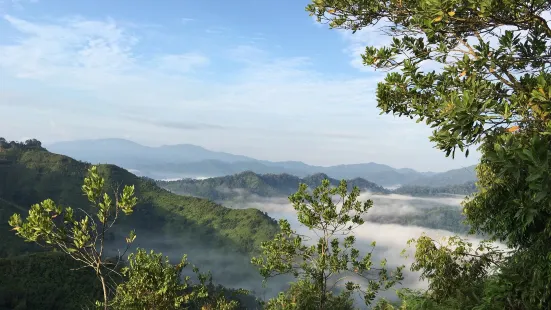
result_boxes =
[203,191,501,304]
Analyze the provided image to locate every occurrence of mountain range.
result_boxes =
[157,171,477,202]
[47,138,477,187]
[156,171,391,202]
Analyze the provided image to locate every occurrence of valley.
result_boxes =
[1,0,547,307]
[0,138,478,308]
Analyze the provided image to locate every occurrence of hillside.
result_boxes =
[47,138,477,186]
[394,181,477,197]
[157,171,390,202]
[157,170,476,203]
[0,139,279,257]
[0,252,102,309]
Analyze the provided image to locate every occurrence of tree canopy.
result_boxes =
[308,0,550,308]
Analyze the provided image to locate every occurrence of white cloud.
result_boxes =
[0,14,480,171]
[0,15,139,86]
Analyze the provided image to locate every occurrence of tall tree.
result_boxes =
[252,179,404,309]
[307,0,550,308]
[9,166,138,309]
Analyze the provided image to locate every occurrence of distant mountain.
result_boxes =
[47,138,256,167]
[157,171,390,202]
[405,165,477,187]
[47,138,477,187]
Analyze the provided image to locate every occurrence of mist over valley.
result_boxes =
[0,138,485,308]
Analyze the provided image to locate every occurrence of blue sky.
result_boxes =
[0,0,479,171]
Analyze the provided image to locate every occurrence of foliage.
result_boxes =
[0,251,102,310]
[308,0,551,308]
[0,198,43,257]
[263,279,355,310]
[112,248,188,309]
[252,179,404,309]
[112,248,245,310]
[407,235,506,309]
[0,138,43,151]
[8,165,138,309]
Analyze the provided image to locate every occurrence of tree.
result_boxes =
[112,248,190,310]
[251,179,404,309]
[263,279,355,310]
[24,139,42,148]
[406,235,507,310]
[8,166,138,309]
[112,248,243,310]
[307,0,550,308]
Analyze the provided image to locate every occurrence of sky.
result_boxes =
[0,0,480,172]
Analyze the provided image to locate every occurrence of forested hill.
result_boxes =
[393,181,477,197]
[157,171,478,202]
[0,139,279,258]
[156,170,390,201]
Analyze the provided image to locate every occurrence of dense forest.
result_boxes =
[393,182,477,197]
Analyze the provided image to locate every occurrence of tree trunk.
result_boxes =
[100,274,108,310]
